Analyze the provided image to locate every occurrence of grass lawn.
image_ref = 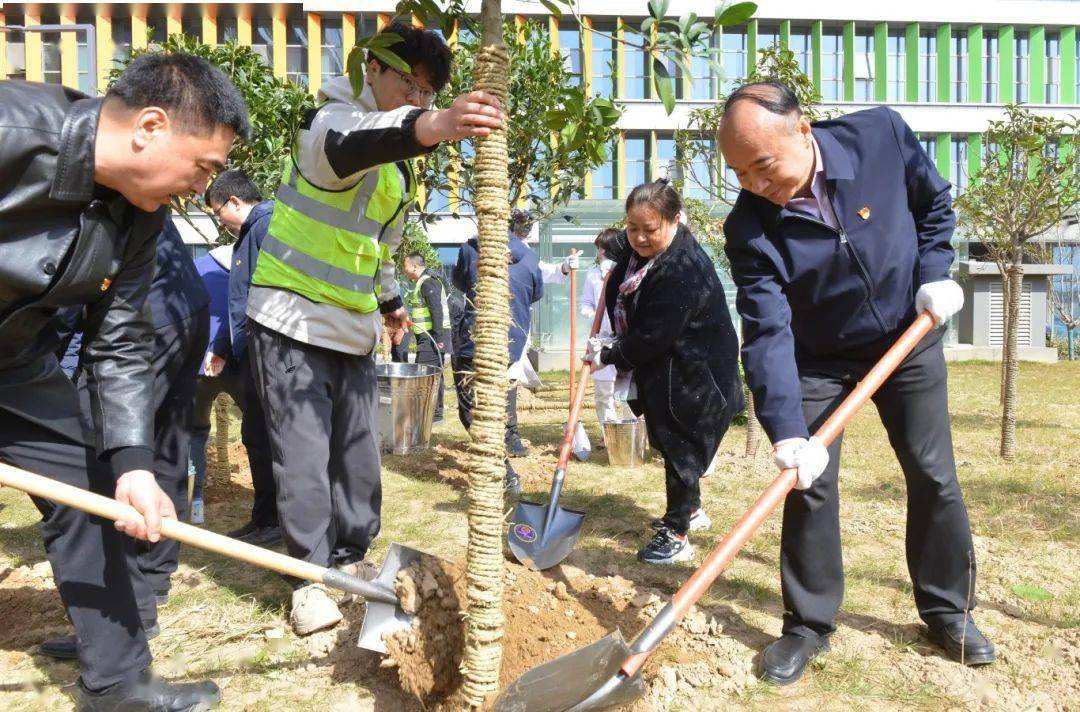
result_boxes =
[0,360,1077,710]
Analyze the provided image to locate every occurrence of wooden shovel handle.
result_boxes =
[620,312,937,677]
[569,265,577,402]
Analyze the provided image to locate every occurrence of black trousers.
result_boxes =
[660,462,701,536]
[451,353,516,439]
[414,335,444,419]
[781,333,977,639]
[390,331,412,363]
[0,361,152,690]
[249,323,381,574]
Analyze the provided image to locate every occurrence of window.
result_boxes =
[558,22,582,88]
[950,136,968,197]
[853,29,875,101]
[41,31,62,84]
[720,28,747,95]
[887,29,906,102]
[1015,29,1029,103]
[147,5,167,44]
[623,33,648,99]
[591,21,616,98]
[321,15,345,85]
[918,30,937,101]
[75,5,95,93]
[182,4,202,39]
[684,137,715,200]
[623,133,648,197]
[4,24,26,81]
[655,134,676,181]
[689,31,718,100]
[590,140,617,199]
[757,24,780,58]
[917,134,937,169]
[252,9,274,66]
[286,7,309,88]
[723,164,741,201]
[819,27,843,101]
[217,6,238,45]
[788,27,813,78]
[656,51,685,100]
[112,7,132,64]
[952,31,968,102]
[983,30,998,102]
[1046,32,1060,103]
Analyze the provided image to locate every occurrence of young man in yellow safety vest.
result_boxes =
[403,251,451,422]
[245,22,503,636]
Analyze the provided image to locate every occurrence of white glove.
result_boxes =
[915,279,964,326]
[774,436,829,490]
[585,336,612,364]
[562,250,580,273]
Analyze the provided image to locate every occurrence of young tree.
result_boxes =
[955,107,1080,460]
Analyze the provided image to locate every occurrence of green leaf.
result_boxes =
[539,0,563,18]
[1012,584,1053,602]
[652,58,676,114]
[346,46,367,99]
[716,1,757,27]
[648,0,670,21]
[369,46,412,74]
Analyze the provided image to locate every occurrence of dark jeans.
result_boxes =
[659,461,701,536]
[781,332,977,639]
[249,323,381,575]
[415,336,444,419]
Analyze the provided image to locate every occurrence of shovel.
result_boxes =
[495,312,937,711]
[568,263,591,462]
[0,462,432,654]
[508,280,608,571]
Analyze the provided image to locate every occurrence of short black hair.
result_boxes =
[723,80,802,118]
[594,228,621,253]
[205,169,262,206]
[107,52,250,139]
[406,252,426,267]
[368,22,452,92]
[625,178,682,223]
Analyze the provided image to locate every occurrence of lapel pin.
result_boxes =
[857,206,871,220]
[99,278,113,292]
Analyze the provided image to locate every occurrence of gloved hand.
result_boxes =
[561,250,580,274]
[585,336,612,365]
[202,352,225,377]
[774,436,829,490]
[915,279,964,326]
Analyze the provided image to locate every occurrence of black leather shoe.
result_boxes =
[760,633,830,685]
[226,521,257,539]
[77,669,220,712]
[237,525,282,547]
[506,433,529,458]
[40,623,160,660]
[927,619,996,666]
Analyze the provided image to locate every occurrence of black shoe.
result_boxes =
[40,623,160,661]
[506,433,529,458]
[760,633,830,685]
[504,461,521,498]
[637,526,694,565]
[927,619,996,666]
[237,525,282,547]
[226,521,258,539]
[77,669,220,712]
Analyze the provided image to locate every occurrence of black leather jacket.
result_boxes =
[0,81,164,467]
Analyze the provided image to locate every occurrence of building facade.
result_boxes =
[2,1,1078,360]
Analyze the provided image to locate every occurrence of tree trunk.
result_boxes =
[460,2,510,707]
[999,255,1023,461]
[213,394,230,482]
[744,390,762,457]
[998,268,1011,405]
[1068,327,1075,361]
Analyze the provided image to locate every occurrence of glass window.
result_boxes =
[689,31,717,100]
[76,5,95,93]
[917,134,937,168]
[657,50,685,100]
[655,134,676,181]
[112,7,132,65]
[286,7,309,88]
[983,30,998,102]
[757,24,780,56]
[820,27,842,101]
[854,29,875,101]
[623,133,648,197]
[182,4,202,39]
[217,6,238,45]
[918,30,937,101]
[5,26,27,81]
[1046,32,1060,103]
[684,137,715,200]
[887,30,906,102]
[723,164,741,201]
[952,31,968,102]
[41,30,62,84]
[720,28,747,95]
[590,21,616,98]
[788,27,813,78]
[590,140,617,199]
[559,22,582,88]
[623,30,648,99]
[950,136,968,197]
[1015,30,1029,103]
[252,9,274,66]
[321,15,345,85]
[148,5,167,44]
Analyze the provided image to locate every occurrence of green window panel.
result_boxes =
[1063,26,1077,103]
[999,25,1014,103]
[968,25,984,103]
[780,20,790,49]
[967,134,982,185]
[811,21,823,92]
[1030,26,1046,103]
[875,23,888,102]
[906,23,919,102]
[843,21,855,101]
[935,132,951,181]
[937,24,951,102]
[747,18,758,65]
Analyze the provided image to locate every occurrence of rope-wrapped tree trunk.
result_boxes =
[460,3,511,706]
[1000,256,1024,461]
[213,394,231,481]
[744,391,763,457]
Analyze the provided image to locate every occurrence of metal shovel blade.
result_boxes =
[508,498,585,571]
[493,630,645,712]
[357,542,424,653]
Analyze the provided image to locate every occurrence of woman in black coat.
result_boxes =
[592,180,743,564]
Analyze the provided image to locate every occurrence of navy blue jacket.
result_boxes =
[228,200,273,362]
[452,234,544,362]
[724,107,955,443]
[194,251,231,373]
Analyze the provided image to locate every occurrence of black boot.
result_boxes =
[40,623,160,661]
[760,632,830,685]
[505,388,529,457]
[76,669,220,712]
[927,618,996,666]
[504,459,521,498]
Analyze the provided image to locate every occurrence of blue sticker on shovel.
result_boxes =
[513,524,538,543]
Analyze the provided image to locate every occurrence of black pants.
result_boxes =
[781,333,977,639]
[660,462,701,536]
[0,361,151,690]
[415,335,444,420]
[390,331,412,363]
[249,322,380,574]
[451,353,516,439]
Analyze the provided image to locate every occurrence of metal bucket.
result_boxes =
[377,363,440,455]
[603,418,649,467]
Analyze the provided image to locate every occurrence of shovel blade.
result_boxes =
[357,542,424,653]
[508,499,585,571]
[493,630,645,712]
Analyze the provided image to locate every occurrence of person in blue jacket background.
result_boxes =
[721,81,991,685]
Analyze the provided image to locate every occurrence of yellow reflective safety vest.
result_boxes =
[251,158,415,314]
[406,271,451,336]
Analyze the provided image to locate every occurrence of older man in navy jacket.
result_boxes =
[721,82,992,685]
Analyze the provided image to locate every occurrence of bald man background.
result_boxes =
[721,81,992,685]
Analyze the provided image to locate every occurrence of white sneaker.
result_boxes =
[290,584,342,635]
[189,498,204,525]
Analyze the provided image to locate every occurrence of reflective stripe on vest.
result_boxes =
[407,272,450,335]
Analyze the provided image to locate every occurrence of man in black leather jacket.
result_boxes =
[0,53,246,711]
